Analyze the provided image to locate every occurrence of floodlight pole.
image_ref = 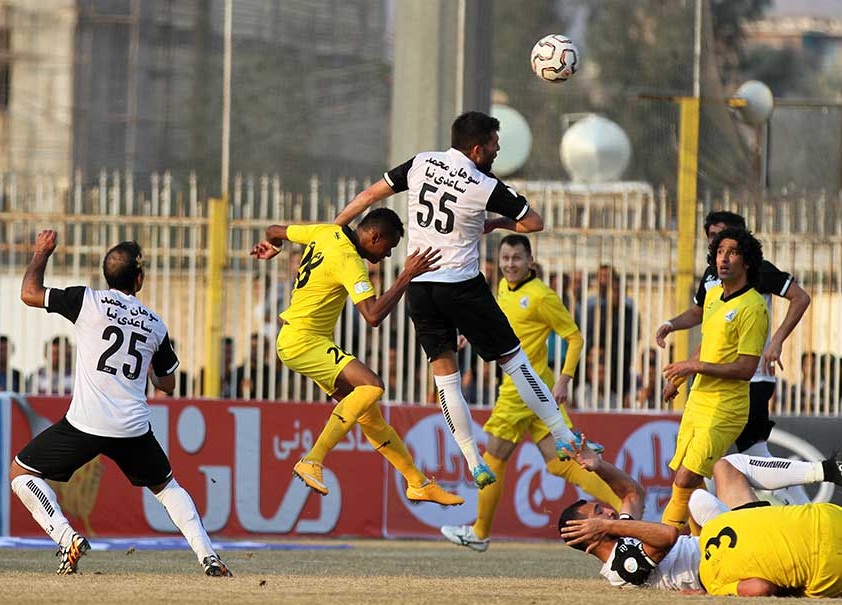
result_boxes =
[204,0,232,398]
[670,0,703,410]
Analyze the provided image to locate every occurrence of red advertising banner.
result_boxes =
[8,396,682,539]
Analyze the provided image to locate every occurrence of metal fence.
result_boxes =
[1,171,840,416]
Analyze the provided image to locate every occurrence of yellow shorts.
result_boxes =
[669,391,747,478]
[276,325,355,396]
[484,379,573,445]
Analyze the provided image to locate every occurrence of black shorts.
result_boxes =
[407,275,520,362]
[735,381,776,452]
[15,416,173,487]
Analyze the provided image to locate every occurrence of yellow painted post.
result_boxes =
[204,196,228,398]
[673,97,700,411]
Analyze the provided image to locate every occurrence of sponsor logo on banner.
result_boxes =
[512,443,566,528]
[613,419,679,521]
[397,413,484,527]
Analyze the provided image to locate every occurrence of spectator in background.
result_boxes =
[636,347,663,410]
[26,336,74,395]
[153,338,189,397]
[0,335,22,392]
[790,352,840,413]
[196,336,236,398]
[236,332,273,400]
[577,344,623,409]
[586,265,638,405]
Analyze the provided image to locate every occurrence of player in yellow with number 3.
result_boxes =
[700,502,842,597]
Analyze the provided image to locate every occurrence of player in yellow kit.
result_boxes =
[662,228,769,531]
[441,234,617,551]
[250,208,462,506]
[699,502,842,597]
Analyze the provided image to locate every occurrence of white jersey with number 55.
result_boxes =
[45,285,179,438]
[385,148,529,283]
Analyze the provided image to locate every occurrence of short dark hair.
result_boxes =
[499,234,532,255]
[707,227,764,286]
[451,111,499,153]
[103,241,144,291]
[558,499,589,552]
[359,207,404,240]
[703,210,745,237]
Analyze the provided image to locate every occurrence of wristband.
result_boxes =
[660,320,674,331]
[269,242,282,252]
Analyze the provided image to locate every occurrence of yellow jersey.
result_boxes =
[497,274,580,381]
[692,283,768,414]
[699,503,842,597]
[280,224,375,336]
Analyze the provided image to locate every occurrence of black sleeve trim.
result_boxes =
[151,332,180,377]
[756,260,793,296]
[46,286,86,323]
[486,180,529,220]
[384,157,414,193]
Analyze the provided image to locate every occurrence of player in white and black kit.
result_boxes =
[656,211,811,503]
[10,230,232,577]
[335,111,590,488]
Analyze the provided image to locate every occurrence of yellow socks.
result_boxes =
[661,484,696,529]
[473,453,507,540]
[357,405,427,488]
[547,458,623,513]
[307,385,383,463]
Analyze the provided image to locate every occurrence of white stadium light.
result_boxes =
[560,114,631,183]
[491,103,532,177]
[731,80,775,126]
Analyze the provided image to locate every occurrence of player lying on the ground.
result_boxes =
[557,439,842,592]
[693,491,842,597]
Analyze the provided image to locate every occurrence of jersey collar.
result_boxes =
[506,270,537,292]
[720,283,752,302]
[341,225,365,258]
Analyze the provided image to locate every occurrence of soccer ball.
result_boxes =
[530,34,579,83]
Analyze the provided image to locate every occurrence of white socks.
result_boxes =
[723,453,824,489]
[740,441,772,458]
[153,478,215,562]
[11,474,75,548]
[689,489,729,528]
[499,349,575,443]
[434,372,483,469]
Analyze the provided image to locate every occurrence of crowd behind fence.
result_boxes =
[1,172,840,417]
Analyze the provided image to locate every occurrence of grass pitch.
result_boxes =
[0,539,779,604]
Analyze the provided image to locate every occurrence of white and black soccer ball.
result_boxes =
[530,34,579,83]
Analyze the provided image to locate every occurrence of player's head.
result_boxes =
[558,499,619,552]
[103,241,145,294]
[357,208,404,263]
[703,210,746,243]
[498,234,533,284]
[707,227,763,286]
[451,111,500,172]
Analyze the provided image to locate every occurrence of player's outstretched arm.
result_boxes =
[149,369,176,396]
[355,247,441,327]
[655,305,703,348]
[761,281,810,372]
[484,207,544,235]
[334,179,395,226]
[250,225,288,260]
[21,229,58,308]
[570,436,645,518]
[561,518,679,560]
